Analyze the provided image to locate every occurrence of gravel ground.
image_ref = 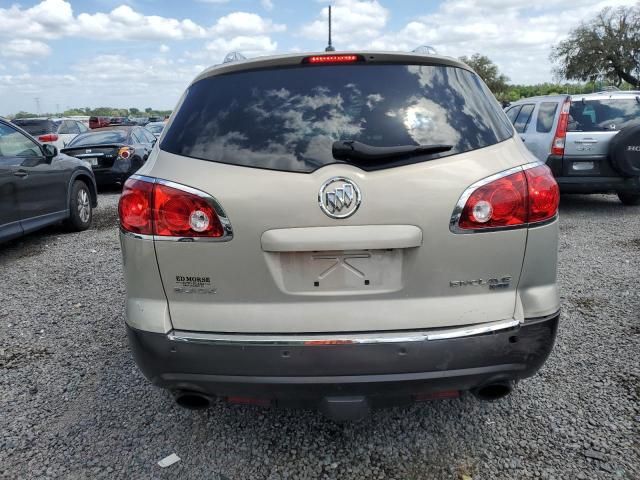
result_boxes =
[0,193,638,480]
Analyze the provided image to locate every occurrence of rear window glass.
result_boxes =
[569,99,640,132]
[161,63,513,173]
[536,102,558,133]
[12,119,57,136]
[68,131,128,147]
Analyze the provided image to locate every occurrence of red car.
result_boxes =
[89,116,110,129]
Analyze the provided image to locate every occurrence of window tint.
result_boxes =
[161,64,513,173]
[568,99,640,132]
[0,123,42,158]
[68,130,128,147]
[513,104,535,133]
[12,119,55,136]
[536,102,558,133]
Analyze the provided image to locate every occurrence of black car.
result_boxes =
[0,117,97,243]
[62,126,156,186]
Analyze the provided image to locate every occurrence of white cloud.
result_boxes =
[205,35,278,58]
[261,0,274,11]
[301,0,637,83]
[300,0,389,47]
[1,39,52,58]
[72,5,207,41]
[0,1,286,42]
[0,54,201,114]
[159,44,170,53]
[211,12,285,36]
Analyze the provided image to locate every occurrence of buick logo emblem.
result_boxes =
[318,177,361,219]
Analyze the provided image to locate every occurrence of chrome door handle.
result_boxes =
[14,170,28,178]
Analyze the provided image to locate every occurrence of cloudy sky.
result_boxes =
[0,0,634,115]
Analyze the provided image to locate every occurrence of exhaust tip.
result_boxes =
[472,381,513,401]
[174,392,211,410]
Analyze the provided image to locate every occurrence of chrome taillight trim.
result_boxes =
[122,174,233,242]
[449,161,557,234]
[167,318,521,346]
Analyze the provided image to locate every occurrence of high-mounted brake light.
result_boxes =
[452,164,559,232]
[302,54,363,64]
[118,176,231,240]
[551,99,571,156]
[38,134,59,143]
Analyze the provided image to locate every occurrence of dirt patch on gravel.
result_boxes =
[0,345,52,369]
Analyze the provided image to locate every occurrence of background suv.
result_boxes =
[507,91,640,205]
[118,52,561,421]
[11,117,89,150]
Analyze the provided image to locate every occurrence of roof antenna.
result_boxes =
[325,5,335,52]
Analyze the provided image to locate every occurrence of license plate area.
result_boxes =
[84,157,98,166]
[268,249,404,295]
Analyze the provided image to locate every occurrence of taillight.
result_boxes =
[526,164,560,223]
[119,178,153,235]
[154,183,224,237]
[452,164,559,232]
[118,147,133,159]
[551,99,570,156]
[302,54,364,64]
[38,134,59,142]
[118,176,230,239]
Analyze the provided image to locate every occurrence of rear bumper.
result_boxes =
[127,312,559,407]
[546,154,640,193]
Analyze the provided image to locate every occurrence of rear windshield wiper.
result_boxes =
[332,140,453,162]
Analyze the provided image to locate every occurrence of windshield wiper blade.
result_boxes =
[332,140,453,162]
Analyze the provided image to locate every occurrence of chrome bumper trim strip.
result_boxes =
[167,319,521,346]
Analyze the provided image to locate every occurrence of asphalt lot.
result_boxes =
[0,192,638,480]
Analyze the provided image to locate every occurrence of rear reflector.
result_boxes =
[38,133,59,142]
[226,396,271,407]
[303,339,355,346]
[118,177,228,238]
[302,54,364,64]
[453,164,559,232]
[415,390,460,401]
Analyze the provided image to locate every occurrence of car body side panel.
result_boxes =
[120,233,173,333]
[142,138,538,333]
[515,220,560,319]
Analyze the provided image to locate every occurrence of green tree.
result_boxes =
[459,54,510,100]
[551,5,640,87]
[129,107,140,115]
[13,111,39,119]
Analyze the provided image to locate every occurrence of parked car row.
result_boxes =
[505,90,640,205]
[1,114,162,242]
[0,117,97,243]
[89,115,166,129]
